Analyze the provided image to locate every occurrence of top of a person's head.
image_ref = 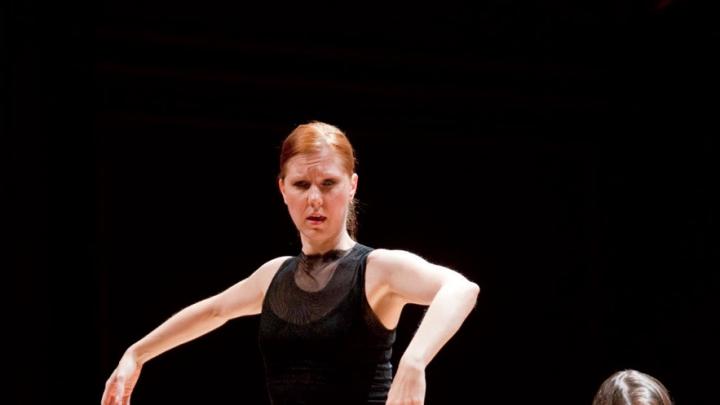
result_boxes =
[593,369,672,405]
[278,121,356,180]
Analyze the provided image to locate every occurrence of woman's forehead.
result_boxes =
[285,150,346,176]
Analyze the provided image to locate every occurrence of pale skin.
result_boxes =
[102,146,479,405]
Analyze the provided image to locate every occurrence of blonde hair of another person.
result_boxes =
[593,369,673,405]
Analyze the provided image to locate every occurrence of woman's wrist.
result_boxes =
[124,345,145,365]
[398,352,427,372]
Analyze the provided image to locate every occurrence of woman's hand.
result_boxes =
[101,352,142,405]
[386,357,426,405]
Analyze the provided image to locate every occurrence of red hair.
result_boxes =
[278,121,356,180]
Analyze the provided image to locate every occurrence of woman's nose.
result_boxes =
[308,185,322,207]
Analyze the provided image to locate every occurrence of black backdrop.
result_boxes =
[8,0,718,404]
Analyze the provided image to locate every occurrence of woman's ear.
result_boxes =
[278,178,288,204]
[350,173,358,198]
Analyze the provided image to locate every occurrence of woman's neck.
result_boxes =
[301,232,355,256]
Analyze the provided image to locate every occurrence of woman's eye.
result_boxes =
[322,180,336,187]
[293,181,310,189]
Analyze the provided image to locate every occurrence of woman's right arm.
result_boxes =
[101,256,288,405]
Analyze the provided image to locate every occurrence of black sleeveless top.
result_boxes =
[258,243,396,405]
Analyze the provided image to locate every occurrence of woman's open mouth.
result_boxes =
[306,215,326,224]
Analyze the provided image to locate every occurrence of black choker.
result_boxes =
[299,248,349,264]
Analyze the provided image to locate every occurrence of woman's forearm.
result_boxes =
[126,297,227,364]
[401,279,480,369]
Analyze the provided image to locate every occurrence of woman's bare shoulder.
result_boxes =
[253,255,294,285]
[367,248,418,268]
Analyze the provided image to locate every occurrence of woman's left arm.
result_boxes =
[370,249,480,404]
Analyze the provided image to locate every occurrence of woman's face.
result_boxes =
[279,148,357,243]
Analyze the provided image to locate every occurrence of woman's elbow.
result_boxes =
[466,280,480,304]
[447,277,479,305]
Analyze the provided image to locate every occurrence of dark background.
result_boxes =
[8,0,718,403]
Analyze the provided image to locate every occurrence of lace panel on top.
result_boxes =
[266,247,357,325]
